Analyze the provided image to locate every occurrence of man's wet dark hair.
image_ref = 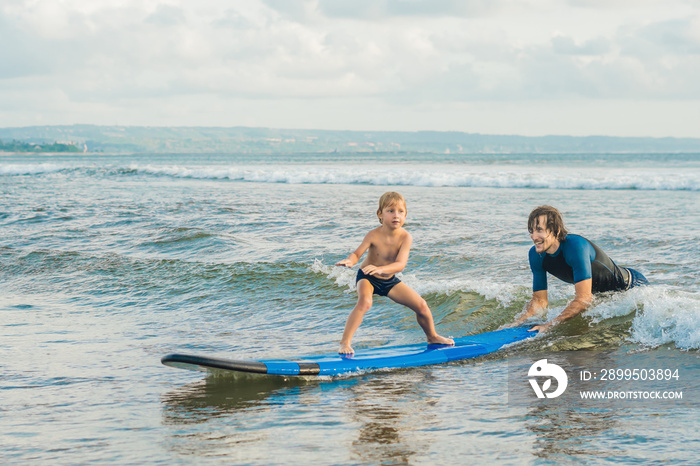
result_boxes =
[528,205,568,242]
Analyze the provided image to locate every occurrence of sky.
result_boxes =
[1,0,699,137]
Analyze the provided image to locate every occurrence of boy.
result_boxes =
[335,192,454,354]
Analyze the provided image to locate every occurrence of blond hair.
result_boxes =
[377,191,407,223]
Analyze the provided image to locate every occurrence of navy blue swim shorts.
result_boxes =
[356,269,401,297]
[626,268,649,289]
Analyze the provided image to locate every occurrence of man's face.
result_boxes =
[530,215,559,254]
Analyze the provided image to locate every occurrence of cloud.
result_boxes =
[620,18,700,57]
[261,0,317,22]
[0,14,52,79]
[145,4,187,27]
[315,0,498,20]
[551,36,611,55]
[0,0,698,135]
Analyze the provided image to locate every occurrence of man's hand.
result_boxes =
[500,290,548,330]
[530,321,554,333]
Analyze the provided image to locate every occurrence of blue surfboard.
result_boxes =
[161,327,537,377]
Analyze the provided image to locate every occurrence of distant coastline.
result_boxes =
[1,124,698,154]
[0,139,84,153]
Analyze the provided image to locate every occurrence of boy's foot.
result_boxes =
[428,335,454,346]
[338,343,354,354]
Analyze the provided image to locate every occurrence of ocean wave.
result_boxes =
[585,286,700,350]
[2,161,697,190]
[129,163,699,191]
[310,259,526,307]
[312,260,700,350]
[0,163,70,175]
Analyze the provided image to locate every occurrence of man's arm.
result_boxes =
[532,279,592,332]
[504,290,548,329]
[506,246,548,329]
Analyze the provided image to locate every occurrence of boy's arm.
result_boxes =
[335,232,373,267]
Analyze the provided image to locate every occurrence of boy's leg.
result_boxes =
[339,279,374,354]
[387,283,454,345]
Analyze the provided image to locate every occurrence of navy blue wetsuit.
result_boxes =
[529,234,647,293]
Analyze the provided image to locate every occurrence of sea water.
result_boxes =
[1,151,699,464]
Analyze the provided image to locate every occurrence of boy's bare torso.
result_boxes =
[359,227,408,278]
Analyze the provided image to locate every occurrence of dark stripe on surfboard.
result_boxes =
[161,354,269,374]
[297,363,321,375]
[161,354,321,375]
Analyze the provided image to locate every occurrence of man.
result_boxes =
[513,205,648,332]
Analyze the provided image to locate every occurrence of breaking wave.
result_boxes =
[130,164,699,191]
[2,161,697,190]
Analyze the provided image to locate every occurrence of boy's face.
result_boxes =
[379,201,407,229]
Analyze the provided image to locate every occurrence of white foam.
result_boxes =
[310,259,357,293]
[407,276,522,307]
[0,163,69,175]
[3,161,697,191]
[588,286,700,350]
[128,163,699,191]
[310,259,525,307]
